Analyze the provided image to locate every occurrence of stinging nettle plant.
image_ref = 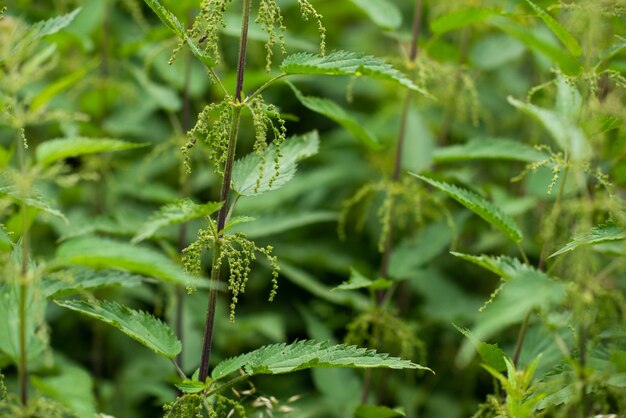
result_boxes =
[11,0,430,416]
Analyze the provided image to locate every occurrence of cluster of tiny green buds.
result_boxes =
[163,394,204,418]
[257,0,287,72]
[215,394,246,417]
[298,0,326,55]
[181,224,214,277]
[188,0,233,64]
[219,233,279,322]
[247,96,287,192]
[182,99,232,174]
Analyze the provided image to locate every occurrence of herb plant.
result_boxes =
[1,0,625,417]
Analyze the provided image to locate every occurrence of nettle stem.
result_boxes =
[198,0,252,382]
[16,130,29,407]
[363,0,423,403]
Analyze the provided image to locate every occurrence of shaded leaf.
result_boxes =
[132,199,222,243]
[288,82,381,150]
[232,131,319,196]
[229,211,336,238]
[523,0,582,56]
[433,137,547,163]
[349,0,402,30]
[431,8,498,35]
[36,137,146,165]
[212,340,430,380]
[333,267,391,291]
[508,96,590,161]
[42,268,144,298]
[354,404,406,418]
[412,175,523,243]
[52,236,206,288]
[55,299,181,358]
[281,51,428,95]
[454,325,507,372]
[549,222,626,258]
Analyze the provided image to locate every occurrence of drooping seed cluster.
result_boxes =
[257,0,287,72]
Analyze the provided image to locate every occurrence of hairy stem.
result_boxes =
[198,0,252,382]
[362,0,423,403]
[16,132,29,407]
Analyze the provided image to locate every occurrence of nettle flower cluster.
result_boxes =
[177,0,325,321]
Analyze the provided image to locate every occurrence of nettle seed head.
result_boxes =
[182,99,232,174]
[247,96,287,192]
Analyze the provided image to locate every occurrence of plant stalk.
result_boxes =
[198,0,252,382]
[363,0,423,403]
[17,132,29,407]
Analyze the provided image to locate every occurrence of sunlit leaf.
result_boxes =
[431,8,498,35]
[281,51,428,95]
[232,131,319,196]
[212,339,431,380]
[349,0,402,30]
[433,137,547,163]
[412,175,523,243]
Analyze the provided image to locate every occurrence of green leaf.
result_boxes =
[333,267,392,291]
[36,137,146,166]
[508,96,590,161]
[278,261,371,311]
[431,8,498,35]
[454,325,507,372]
[31,66,90,111]
[212,340,430,380]
[54,299,181,358]
[389,217,462,279]
[132,199,222,243]
[288,82,382,150]
[0,283,48,364]
[228,211,336,239]
[354,404,406,418]
[42,268,143,298]
[281,51,428,95]
[18,8,81,48]
[412,175,523,243]
[433,137,547,163]
[0,178,67,223]
[349,0,402,30]
[523,0,582,56]
[549,222,626,258]
[31,360,97,417]
[129,66,182,112]
[458,271,565,365]
[52,236,206,288]
[490,17,581,75]
[451,252,531,280]
[232,131,319,196]
[143,0,216,68]
[175,379,207,394]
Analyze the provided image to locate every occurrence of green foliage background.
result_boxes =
[1,0,625,417]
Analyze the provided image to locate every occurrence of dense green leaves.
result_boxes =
[281,51,428,94]
[232,131,319,196]
[55,299,181,358]
[132,199,222,243]
[52,236,206,288]
[413,175,523,243]
[36,137,146,165]
[211,340,430,380]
